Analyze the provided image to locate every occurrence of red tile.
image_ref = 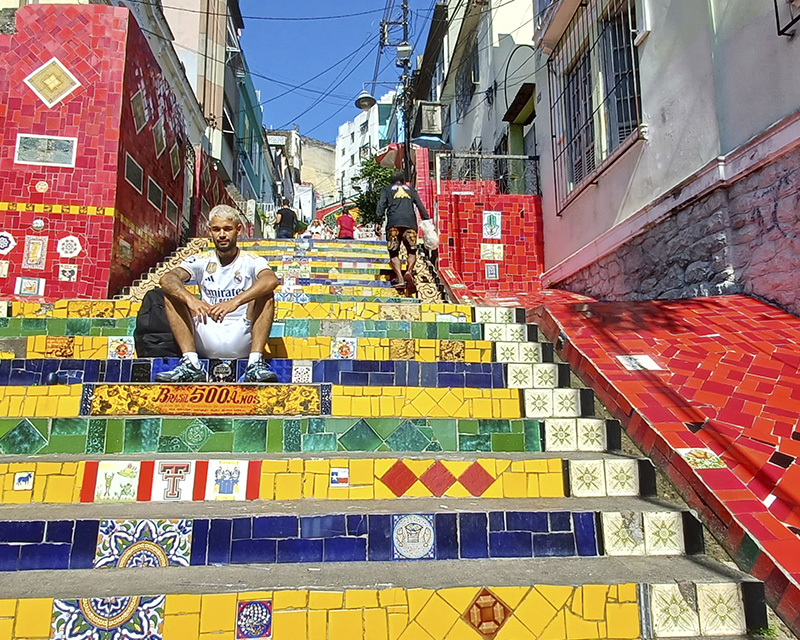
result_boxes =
[380,460,418,497]
[458,462,496,497]
[418,460,456,497]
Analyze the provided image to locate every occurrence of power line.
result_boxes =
[131,1,384,21]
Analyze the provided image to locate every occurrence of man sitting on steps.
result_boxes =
[155,204,279,383]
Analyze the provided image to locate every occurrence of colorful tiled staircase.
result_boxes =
[0,238,770,639]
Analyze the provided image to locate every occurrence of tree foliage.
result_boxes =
[352,157,393,226]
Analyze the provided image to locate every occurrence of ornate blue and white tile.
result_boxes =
[236,600,273,639]
[51,595,165,639]
[392,514,435,560]
[94,519,192,569]
[206,459,248,501]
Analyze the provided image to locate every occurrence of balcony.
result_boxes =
[534,0,583,53]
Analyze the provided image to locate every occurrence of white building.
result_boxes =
[335,91,396,202]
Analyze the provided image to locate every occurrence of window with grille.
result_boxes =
[548,0,641,207]
[455,33,480,121]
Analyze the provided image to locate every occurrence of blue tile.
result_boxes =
[489,512,506,532]
[347,515,368,536]
[459,513,488,559]
[69,520,99,570]
[231,539,276,564]
[438,362,455,373]
[506,512,549,532]
[19,543,71,570]
[354,360,380,372]
[369,373,396,386]
[341,372,369,386]
[368,515,392,561]
[46,521,75,543]
[0,360,10,385]
[207,519,232,565]
[489,532,533,558]
[300,515,347,538]
[465,374,492,388]
[105,360,121,383]
[434,513,458,560]
[8,368,36,386]
[312,361,325,383]
[323,361,340,379]
[549,512,572,532]
[420,364,437,388]
[491,366,505,388]
[253,516,298,539]
[0,521,45,543]
[379,362,394,373]
[532,533,577,557]
[324,537,367,562]
[121,360,132,381]
[395,361,408,386]
[439,373,464,387]
[277,538,323,563]
[407,362,420,386]
[573,512,599,557]
[0,544,19,571]
[232,517,252,540]
[191,520,210,566]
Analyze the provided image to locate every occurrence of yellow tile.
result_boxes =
[582,585,609,621]
[57,395,81,417]
[2,490,32,505]
[272,610,307,640]
[313,474,329,499]
[237,591,272,602]
[365,608,389,640]
[199,593,236,633]
[42,475,75,503]
[346,590,378,609]
[328,487,350,500]
[163,613,200,639]
[379,589,407,608]
[260,473,275,500]
[0,599,15,617]
[348,459,373,486]
[490,587,529,610]
[305,459,330,474]
[414,594,459,639]
[32,476,46,502]
[539,472,564,498]
[502,473,527,498]
[407,590,434,620]
[329,609,362,640]
[308,609,327,640]
[302,474,315,498]
[548,458,562,473]
[537,585,574,611]
[274,590,308,610]
[261,460,288,473]
[443,617,482,640]
[605,603,639,638]
[288,459,303,473]
[35,462,61,476]
[538,608,568,640]
[494,615,535,640]
[200,632,234,639]
[526,474,540,497]
[617,583,637,603]
[349,485,374,500]
[14,598,52,637]
[274,474,302,501]
[397,620,435,640]
[440,460,471,477]
[308,591,343,610]
[166,594,202,614]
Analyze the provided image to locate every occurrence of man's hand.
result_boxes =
[209,299,242,323]
[375,223,382,238]
[186,297,215,324]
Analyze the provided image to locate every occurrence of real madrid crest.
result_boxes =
[207,262,217,274]
[234,270,243,284]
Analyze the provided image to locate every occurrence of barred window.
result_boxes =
[455,34,480,121]
[548,0,641,207]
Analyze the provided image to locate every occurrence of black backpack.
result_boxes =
[134,288,181,358]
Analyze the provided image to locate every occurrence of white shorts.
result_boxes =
[193,315,253,359]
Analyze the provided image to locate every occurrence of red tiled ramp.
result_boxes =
[529,294,800,631]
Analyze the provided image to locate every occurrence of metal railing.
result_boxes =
[434,152,541,196]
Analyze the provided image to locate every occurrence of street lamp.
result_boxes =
[354,90,377,111]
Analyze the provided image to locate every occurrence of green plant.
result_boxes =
[352,156,393,226]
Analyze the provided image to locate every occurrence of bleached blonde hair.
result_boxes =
[209,204,242,226]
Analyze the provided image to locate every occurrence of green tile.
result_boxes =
[458,420,479,435]
[0,419,47,455]
[324,419,358,435]
[199,432,233,452]
[510,420,525,434]
[267,420,283,452]
[411,323,427,339]
[204,418,233,433]
[338,419,382,452]
[48,319,67,335]
[46,434,87,454]
[233,420,267,453]
[20,318,46,334]
[368,418,403,439]
[105,421,124,454]
[734,533,761,572]
[283,420,302,452]
[307,418,326,434]
[458,434,491,452]
[180,421,211,450]
[0,419,20,439]
[123,418,161,453]
[478,420,511,435]
[491,433,524,452]
[158,436,190,453]
[524,420,543,452]
[377,442,391,452]
[52,418,89,436]
[430,420,457,451]
[427,323,437,339]
[65,319,91,336]
[302,433,337,452]
[385,421,430,452]
[86,420,106,454]
[424,441,443,452]
[161,419,190,437]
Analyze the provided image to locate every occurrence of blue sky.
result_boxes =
[239,1,436,144]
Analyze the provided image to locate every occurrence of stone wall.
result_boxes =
[558,145,800,316]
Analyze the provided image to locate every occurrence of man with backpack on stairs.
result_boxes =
[152,204,280,383]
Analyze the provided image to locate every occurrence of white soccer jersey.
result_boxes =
[178,250,271,320]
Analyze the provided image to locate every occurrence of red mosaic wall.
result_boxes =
[193,148,236,238]
[0,4,190,299]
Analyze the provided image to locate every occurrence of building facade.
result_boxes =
[300,136,337,209]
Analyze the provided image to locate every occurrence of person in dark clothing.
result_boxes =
[337,210,355,239]
[274,198,298,239]
[376,171,430,293]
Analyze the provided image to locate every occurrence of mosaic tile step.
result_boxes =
[0,580,765,639]
[273,292,412,304]
[0,455,647,505]
[0,508,703,573]
[0,358,575,392]
[0,416,621,456]
[6,301,479,322]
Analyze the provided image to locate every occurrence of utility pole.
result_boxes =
[400,0,412,183]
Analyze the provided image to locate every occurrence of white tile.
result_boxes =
[495,342,520,363]
[697,583,746,636]
[577,418,607,451]
[602,511,645,556]
[505,323,526,342]
[474,306,496,323]
[152,461,196,502]
[643,511,685,555]
[552,388,581,417]
[569,459,606,497]
[292,360,313,384]
[205,459,248,501]
[532,364,559,388]
[650,583,701,638]
[330,337,358,360]
[604,459,640,496]
[94,461,141,503]
[524,389,553,419]
[484,323,506,342]
[544,418,577,451]
[507,363,534,389]
[518,342,542,364]
[495,307,515,323]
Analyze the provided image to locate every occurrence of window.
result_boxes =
[350,132,355,144]
[455,32,480,120]
[359,144,370,162]
[350,154,355,167]
[124,153,144,193]
[360,122,368,136]
[147,177,163,211]
[548,0,641,206]
[166,196,179,226]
